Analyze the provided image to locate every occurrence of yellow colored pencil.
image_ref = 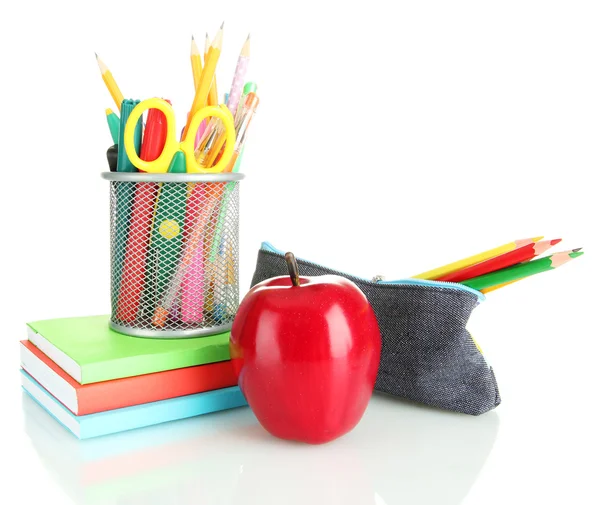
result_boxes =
[95,53,125,111]
[412,236,544,280]
[182,25,223,139]
[205,32,219,106]
[190,36,203,90]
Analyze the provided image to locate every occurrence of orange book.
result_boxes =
[20,341,237,415]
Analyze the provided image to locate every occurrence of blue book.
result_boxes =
[21,369,247,439]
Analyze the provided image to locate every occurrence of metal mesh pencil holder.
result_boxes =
[102,172,244,338]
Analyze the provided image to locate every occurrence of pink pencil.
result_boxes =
[181,184,206,322]
[226,35,250,114]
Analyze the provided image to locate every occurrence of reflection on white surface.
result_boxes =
[22,390,499,505]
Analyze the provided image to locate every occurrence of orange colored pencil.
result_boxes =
[438,239,562,283]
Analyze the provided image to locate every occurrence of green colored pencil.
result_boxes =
[461,249,583,292]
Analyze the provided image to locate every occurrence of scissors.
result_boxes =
[123,97,236,173]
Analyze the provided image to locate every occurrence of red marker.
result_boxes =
[116,101,170,323]
[141,107,169,161]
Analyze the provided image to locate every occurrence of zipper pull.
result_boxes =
[372,274,385,283]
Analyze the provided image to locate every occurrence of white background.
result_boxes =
[1,1,598,503]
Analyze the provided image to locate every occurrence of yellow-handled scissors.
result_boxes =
[123,98,236,173]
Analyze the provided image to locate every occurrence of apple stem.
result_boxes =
[285,252,301,287]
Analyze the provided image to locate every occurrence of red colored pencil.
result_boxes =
[116,105,169,322]
[437,238,562,283]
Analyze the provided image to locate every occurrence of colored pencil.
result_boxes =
[461,249,583,292]
[96,54,125,112]
[412,236,544,280]
[190,36,203,90]
[182,24,223,140]
[227,34,251,114]
[480,279,518,294]
[181,183,206,323]
[438,239,562,283]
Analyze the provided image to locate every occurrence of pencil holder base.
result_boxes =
[109,321,233,339]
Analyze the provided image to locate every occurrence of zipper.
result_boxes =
[377,277,485,302]
[260,242,485,302]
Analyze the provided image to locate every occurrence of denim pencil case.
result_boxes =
[250,242,501,416]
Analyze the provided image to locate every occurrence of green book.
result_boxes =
[26,315,231,384]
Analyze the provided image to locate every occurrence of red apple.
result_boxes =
[230,252,381,444]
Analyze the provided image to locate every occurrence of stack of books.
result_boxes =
[20,315,247,439]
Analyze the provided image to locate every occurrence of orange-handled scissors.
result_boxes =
[123,98,236,173]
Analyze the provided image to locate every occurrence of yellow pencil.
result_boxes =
[190,36,203,90]
[204,32,210,57]
[205,32,219,106]
[95,53,124,111]
[412,236,544,280]
[182,24,224,139]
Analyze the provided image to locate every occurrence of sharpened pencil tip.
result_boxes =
[550,238,562,246]
[572,248,583,252]
[220,21,224,29]
[191,35,194,40]
[95,52,98,59]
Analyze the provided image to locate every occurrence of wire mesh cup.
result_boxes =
[102,172,244,338]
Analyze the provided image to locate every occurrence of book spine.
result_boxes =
[77,360,237,415]
[80,387,247,438]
